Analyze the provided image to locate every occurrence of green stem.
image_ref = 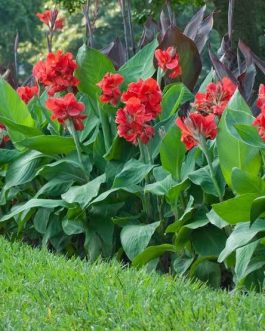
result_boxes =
[97,100,112,152]
[200,138,223,202]
[156,68,164,88]
[138,140,153,220]
[261,151,265,179]
[67,120,89,182]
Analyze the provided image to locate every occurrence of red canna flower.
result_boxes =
[36,9,64,31]
[155,47,182,79]
[17,86,39,104]
[257,84,265,111]
[97,73,124,106]
[115,97,155,144]
[45,93,86,131]
[0,124,9,147]
[121,78,162,120]
[253,113,265,141]
[192,77,236,117]
[176,112,217,150]
[33,50,79,96]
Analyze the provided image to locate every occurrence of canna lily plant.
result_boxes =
[0,2,264,292]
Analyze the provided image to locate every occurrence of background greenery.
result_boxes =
[0,0,264,81]
[1,236,265,330]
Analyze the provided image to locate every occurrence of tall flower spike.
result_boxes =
[155,47,182,79]
[45,93,86,131]
[33,50,79,96]
[36,9,64,31]
[176,112,217,150]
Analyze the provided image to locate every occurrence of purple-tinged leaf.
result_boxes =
[101,38,126,69]
[138,17,159,49]
[184,5,206,40]
[194,13,214,54]
[158,26,202,90]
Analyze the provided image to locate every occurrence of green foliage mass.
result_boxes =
[1,237,265,330]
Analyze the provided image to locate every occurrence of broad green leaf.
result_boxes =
[19,135,76,155]
[194,261,221,288]
[0,116,42,139]
[113,159,155,188]
[0,149,22,165]
[132,244,176,267]
[33,208,51,234]
[231,168,265,195]
[5,151,45,189]
[160,83,193,120]
[121,221,160,260]
[235,124,265,149]
[217,104,261,187]
[160,126,186,180]
[0,199,68,222]
[165,179,190,209]
[227,89,250,113]
[218,219,265,262]
[38,159,86,184]
[174,217,209,248]
[119,39,158,84]
[62,219,85,235]
[235,240,259,282]
[149,114,177,159]
[188,162,225,198]
[35,178,74,198]
[0,79,36,144]
[62,174,106,208]
[251,196,265,223]
[206,209,228,229]
[76,45,115,100]
[144,174,177,196]
[191,225,227,257]
[212,194,260,224]
[173,255,194,275]
[104,135,136,162]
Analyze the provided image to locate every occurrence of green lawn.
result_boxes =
[0,237,265,330]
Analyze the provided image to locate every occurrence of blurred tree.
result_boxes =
[0,0,43,65]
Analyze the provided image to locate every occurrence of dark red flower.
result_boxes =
[121,78,162,120]
[257,84,265,111]
[45,93,86,131]
[155,47,182,79]
[33,50,79,96]
[115,97,155,144]
[17,86,39,104]
[253,113,265,141]
[36,9,64,31]
[192,77,236,117]
[176,112,217,150]
[97,73,124,106]
[0,124,9,147]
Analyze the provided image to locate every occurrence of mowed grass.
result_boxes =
[0,237,265,331]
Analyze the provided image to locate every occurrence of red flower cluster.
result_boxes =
[17,86,39,104]
[176,113,217,150]
[45,93,86,131]
[97,73,124,106]
[36,9,64,31]
[121,78,162,121]
[253,84,265,141]
[155,47,182,79]
[192,77,236,117]
[116,78,162,145]
[33,50,79,96]
[0,124,9,147]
